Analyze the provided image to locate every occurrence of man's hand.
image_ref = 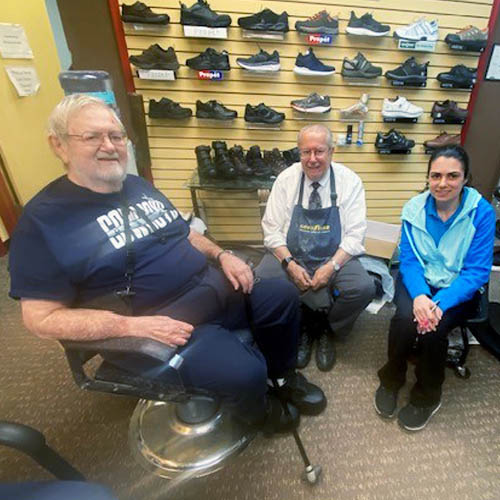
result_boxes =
[219,252,254,293]
[413,295,441,334]
[130,315,194,347]
[287,261,312,291]
[311,262,334,291]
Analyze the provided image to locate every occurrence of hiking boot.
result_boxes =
[212,141,236,178]
[374,385,398,418]
[282,147,300,166]
[129,44,179,70]
[236,49,280,72]
[246,145,272,177]
[263,148,288,177]
[196,100,237,120]
[431,100,468,121]
[244,103,285,124]
[291,93,331,113]
[398,401,442,431]
[228,145,253,176]
[238,9,289,32]
[148,98,192,119]
[445,25,488,51]
[294,48,335,76]
[375,129,415,151]
[341,52,382,78]
[261,393,300,435]
[382,96,423,118]
[186,48,230,70]
[437,64,476,87]
[346,11,390,36]
[180,0,231,27]
[394,18,439,41]
[424,132,461,149]
[195,145,217,179]
[340,94,369,120]
[295,10,339,35]
[121,1,170,24]
[385,56,428,84]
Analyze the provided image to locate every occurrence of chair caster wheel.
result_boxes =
[302,464,322,485]
[454,366,471,379]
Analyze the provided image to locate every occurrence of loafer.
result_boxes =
[398,401,441,431]
[296,330,314,369]
[316,330,336,371]
[374,384,398,418]
[261,393,300,435]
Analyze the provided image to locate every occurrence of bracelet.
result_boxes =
[216,249,234,264]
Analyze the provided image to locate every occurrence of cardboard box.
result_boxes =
[364,220,401,260]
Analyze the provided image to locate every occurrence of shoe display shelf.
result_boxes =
[123,22,168,34]
[439,81,475,90]
[135,69,176,81]
[432,117,466,125]
[196,118,236,126]
[395,39,436,53]
[376,148,413,155]
[446,41,485,53]
[341,76,380,86]
[194,70,227,81]
[183,25,228,39]
[383,117,419,124]
[390,80,427,88]
[241,30,285,41]
[244,122,283,130]
[292,110,331,121]
[239,69,280,79]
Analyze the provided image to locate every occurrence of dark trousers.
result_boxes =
[378,276,475,407]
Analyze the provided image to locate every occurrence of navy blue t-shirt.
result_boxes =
[9,175,207,313]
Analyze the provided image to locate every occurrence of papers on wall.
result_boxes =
[0,23,33,59]
[5,66,40,96]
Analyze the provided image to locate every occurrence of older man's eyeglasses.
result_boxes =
[65,131,127,146]
[299,147,330,159]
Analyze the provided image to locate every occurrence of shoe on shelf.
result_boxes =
[261,393,300,435]
[121,1,170,24]
[291,92,331,113]
[244,103,285,124]
[316,329,336,372]
[375,129,415,151]
[346,11,390,37]
[340,94,369,120]
[424,132,461,149]
[282,147,300,166]
[437,64,476,87]
[238,9,289,32]
[129,44,179,70]
[212,141,237,178]
[180,0,231,27]
[148,98,192,119]
[236,49,280,72]
[445,25,488,51]
[374,384,398,418]
[382,96,423,118]
[384,56,428,83]
[186,48,230,70]
[341,52,382,78]
[294,48,335,76]
[431,100,468,120]
[195,145,217,179]
[398,401,441,431]
[196,100,237,120]
[228,145,253,176]
[295,10,339,35]
[264,149,288,177]
[246,145,272,178]
[394,18,439,41]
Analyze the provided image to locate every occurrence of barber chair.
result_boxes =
[61,330,256,479]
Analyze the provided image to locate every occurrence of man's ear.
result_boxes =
[48,135,69,165]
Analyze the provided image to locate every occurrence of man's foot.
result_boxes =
[261,393,300,435]
[398,401,442,431]
[316,331,336,371]
[374,385,398,418]
[296,330,314,369]
[273,371,327,415]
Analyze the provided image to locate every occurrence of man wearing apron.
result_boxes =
[258,124,375,371]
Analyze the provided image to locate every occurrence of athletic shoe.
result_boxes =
[424,132,461,149]
[375,129,415,151]
[195,100,237,120]
[394,18,439,41]
[398,401,441,431]
[238,9,289,32]
[346,11,390,36]
[186,48,230,70]
[385,56,428,84]
[340,94,369,120]
[437,64,476,87]
[431,100,468,120]
[148,98,192,119]
[445,25,488,51]
[341,52,382,78]
[295,10,339,35]
[180,0,231,27]
[129,44,179,70]
[244,103,285,124]
[236,49,280,72]
[382,96,423,118]
[291,92,331,113]
[121,2,170,25]
[374,385,398,418]
[294,48,335,76]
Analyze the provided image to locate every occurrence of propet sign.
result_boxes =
[307,34,333,45]
[197,70,223,80]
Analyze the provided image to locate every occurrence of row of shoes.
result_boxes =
[195,142,299,180]
[375,129,461,152]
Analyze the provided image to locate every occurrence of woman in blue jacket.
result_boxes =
[375,145,495,431]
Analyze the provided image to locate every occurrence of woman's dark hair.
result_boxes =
[427,145,471,185]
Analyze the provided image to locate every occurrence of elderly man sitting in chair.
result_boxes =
[8,95,326,434]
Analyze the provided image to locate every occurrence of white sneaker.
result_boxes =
[382,96,423,118]
[394,19,439,42]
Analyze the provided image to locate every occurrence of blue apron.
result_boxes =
[287,166,341,276]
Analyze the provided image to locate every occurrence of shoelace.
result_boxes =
[308,10,327,21]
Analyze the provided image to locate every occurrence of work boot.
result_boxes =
[282,147,300,166]
[212,141,237,178]
[270,148,288,176]
[315,314,336,371]
[195,145,217,179]
[228,145,253,176]
[296,329,314,369]
[246,145,272,178]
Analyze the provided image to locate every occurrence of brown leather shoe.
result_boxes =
[424,131,461,149]
[431,100,467,120]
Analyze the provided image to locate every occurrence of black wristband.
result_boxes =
[281,256,295,270]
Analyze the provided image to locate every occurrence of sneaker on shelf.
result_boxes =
[129,44,179,70]
[384,56,428,84]
[340,94,369,120]
[148,98,192,119]
[437,64,476,87]
[382,96,423,118]
[236,49,280,72]
[196,100,237,120]
[398,401,441,431]
[424,132,461,149]
[212,141,237,178]
[374,385,398,418]
[282,147,300,166]
[246,145,273,177]
[186,48,230,70]
[121,2,170,24]
[237,9,289,32]
[294,48,335,76]
[375,129,415,151]
[291,92,331,113]
[295,10,339,35]
[341,52,382,78]
[394,18,439,41]
[195,145,217,179]
[228,145,253,176]
[345,11,390,37]
[431,100,468,120]
[244,103,285,124]
[180,0,231,27]
[445,25,488,51]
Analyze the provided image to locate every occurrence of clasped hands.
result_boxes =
[287,260,333,292]
[413,294,443,335]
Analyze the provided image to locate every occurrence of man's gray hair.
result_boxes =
[47,94,124,138]
[297,124,334,149]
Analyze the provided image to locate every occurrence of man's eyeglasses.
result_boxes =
[65,131,127,146]
[299,147,330,159]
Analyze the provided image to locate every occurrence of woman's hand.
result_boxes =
[413,295,441,334]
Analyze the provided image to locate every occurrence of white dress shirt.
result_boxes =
[262,162,367,256]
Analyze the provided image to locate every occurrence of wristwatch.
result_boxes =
[216,249,234,264]
[330,259,340,272]
[281,256,295,270]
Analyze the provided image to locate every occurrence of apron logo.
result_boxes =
[300,224,331,232]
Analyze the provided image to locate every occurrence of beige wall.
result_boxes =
[0,0,64,206]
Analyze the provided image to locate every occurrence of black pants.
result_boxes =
[378,276,476,407]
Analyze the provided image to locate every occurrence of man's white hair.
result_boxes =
[297,124,334,149]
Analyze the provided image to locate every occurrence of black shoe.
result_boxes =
[296,330,314,369]
[261,393,300,435]
[129,44,179,70]
[121,1,170,24]
[346,11,390,36]
[228,145,253,176]
[246,145,272,178]
[244,103,285,124]
[398,401,442,431]
[196,100,237,120]
[273,371,327,416]
[295,10,339,35]
[195,145,217,179]
[238,9,289,32]
[342,52,382,78]
[385,56,428,84]
[437,64,476,87]
[375,129,415,151]
[212,141,237,179]
[374,385,398,418]
[186,48,230,70]
[316,330,336,371]
[267,148,288,177]
[236,49,280,72]
[148,98,192,119]
[180,0,231,27]
[282,147,300,166]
